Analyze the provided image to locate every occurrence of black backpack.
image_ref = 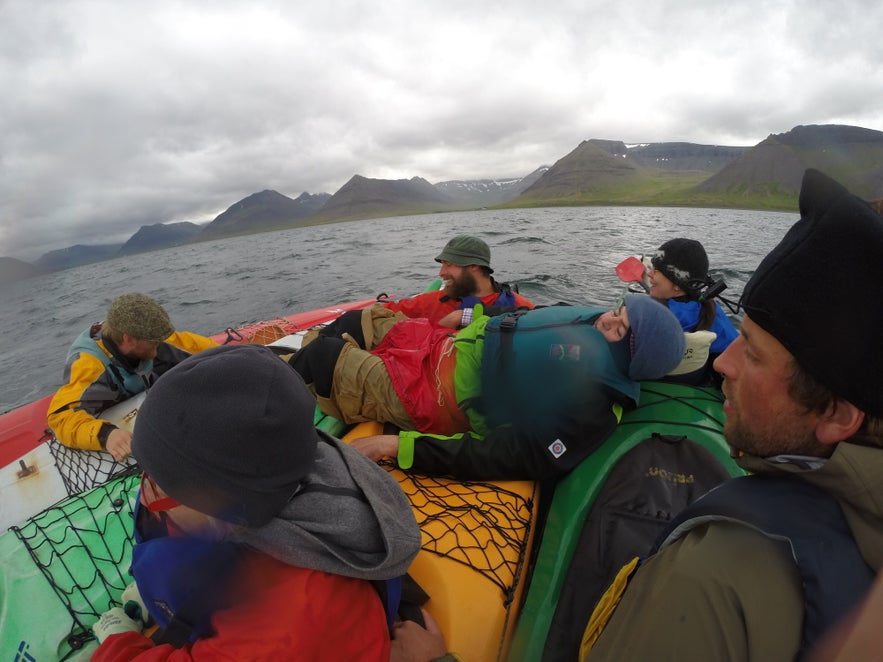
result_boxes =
[540,432,734,662]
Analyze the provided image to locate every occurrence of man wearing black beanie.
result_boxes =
[582,170,883,661]
[90,345,442,659]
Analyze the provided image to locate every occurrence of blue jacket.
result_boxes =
[667,299,738,354]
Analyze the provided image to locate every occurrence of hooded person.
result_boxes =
[92,344,422,660]
[48,292,219,461]
[290,293,686,481]
[580,169,883,661]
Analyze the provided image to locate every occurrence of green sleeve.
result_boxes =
[398,431,417,469]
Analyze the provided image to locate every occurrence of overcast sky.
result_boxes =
[3,1,883,260]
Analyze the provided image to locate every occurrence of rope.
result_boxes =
[381,460,536,604]
[11,473,140,655]
[433,337,456,408]
[48,437,139,496]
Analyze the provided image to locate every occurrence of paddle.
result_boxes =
[616,255,650,297]
[610,256,649,308]
[615,256,649,292]
[615,256,645,283]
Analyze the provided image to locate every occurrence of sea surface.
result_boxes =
[0,206,798,414]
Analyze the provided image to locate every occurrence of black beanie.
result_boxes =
[132,344,319,527]
[741,169,883,416]
[651,238,709,297]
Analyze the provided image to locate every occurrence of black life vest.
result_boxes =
[654,474,875,658]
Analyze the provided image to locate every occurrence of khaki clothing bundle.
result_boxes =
[302,307,416,430]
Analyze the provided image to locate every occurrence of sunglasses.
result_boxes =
[140,473,180,513]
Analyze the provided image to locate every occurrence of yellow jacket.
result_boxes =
[48,327,218,450]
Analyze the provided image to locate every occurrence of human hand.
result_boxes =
[437,310,463,329]
[390,610,449,662]
[93,607,143,644]
[349,435,400,461]
[106,428,133,462]
[121,581,152,628]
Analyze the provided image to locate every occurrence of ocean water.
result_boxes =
[0,206,798,414]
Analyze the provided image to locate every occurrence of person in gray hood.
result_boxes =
[91,344,442,661]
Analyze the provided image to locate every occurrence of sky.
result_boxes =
[3,1,883,261]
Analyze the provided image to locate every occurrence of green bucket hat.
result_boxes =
[435,235,493,273]
[105,293,174,342]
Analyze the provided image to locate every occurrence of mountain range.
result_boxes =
[3,123,883,285]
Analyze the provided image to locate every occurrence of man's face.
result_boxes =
[713,315,826,457]
[438,261,478,299]
[119,334,160,361]
[593,306,631,342]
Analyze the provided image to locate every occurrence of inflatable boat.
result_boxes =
[0,293,743,662]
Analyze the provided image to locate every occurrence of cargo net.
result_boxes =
[10,471,140,655]
[48,436,139,497]
[221,320,301,345]
[380,460,536,607]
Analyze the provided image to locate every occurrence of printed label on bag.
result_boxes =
[548,439,567,458]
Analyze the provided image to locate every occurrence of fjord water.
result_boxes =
[0,206,797,413]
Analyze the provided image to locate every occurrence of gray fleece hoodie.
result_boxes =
[231,429,421,580]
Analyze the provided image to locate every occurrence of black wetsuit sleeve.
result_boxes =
[407,398,620,481]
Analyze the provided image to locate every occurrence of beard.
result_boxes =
[445,269,479,299]
[724,414,829,458]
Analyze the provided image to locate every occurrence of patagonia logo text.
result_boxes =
[646,467,695,485]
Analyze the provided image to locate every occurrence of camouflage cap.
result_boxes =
[105,293,174,342]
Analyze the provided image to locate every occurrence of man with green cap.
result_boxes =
[580,170,883,661]
[381,234,534,325]
[302,234,535,357]
[48,292,218,461]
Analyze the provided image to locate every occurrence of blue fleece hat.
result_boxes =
[624,293,686,380]
[133,344,319,527]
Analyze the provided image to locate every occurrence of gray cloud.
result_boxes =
[3,0,883,260]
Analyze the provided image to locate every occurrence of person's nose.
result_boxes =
[713,336,740,378]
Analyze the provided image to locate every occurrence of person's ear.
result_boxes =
[816,399,865,445]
